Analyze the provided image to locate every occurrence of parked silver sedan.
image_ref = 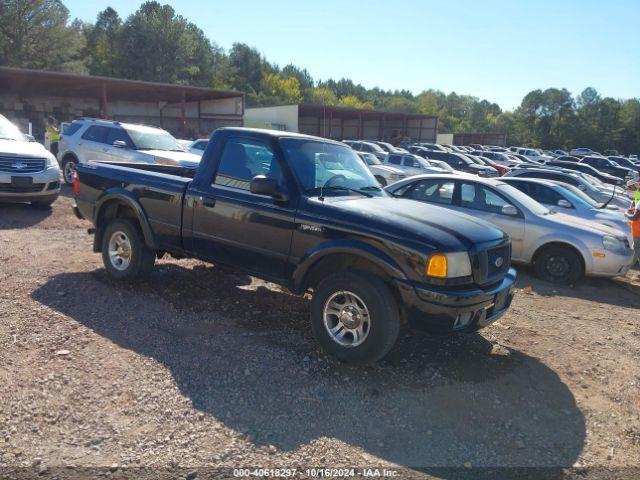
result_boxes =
[500,177,632,243]
[386,174,634,284]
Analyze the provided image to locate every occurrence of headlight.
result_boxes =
[426,252,472,278]
[602,235,625,253]
[46,155,58,169]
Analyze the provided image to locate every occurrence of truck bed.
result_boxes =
[75,161,195,253]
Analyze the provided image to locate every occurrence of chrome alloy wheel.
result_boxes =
[107,231,132,271]
[323,291,371,347]
[63,161,76,184]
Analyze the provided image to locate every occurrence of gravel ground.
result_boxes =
[1,188,639,479]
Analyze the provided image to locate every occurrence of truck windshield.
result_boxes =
[0,115,26,141]
[280,138,386,197]
[125,125,184,152]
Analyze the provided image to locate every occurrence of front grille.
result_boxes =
[487,244,511,278]
[0,156,46,173]
[472,241,512,285]
[0,183,45,193]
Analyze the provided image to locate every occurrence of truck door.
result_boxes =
[189,136,296,281]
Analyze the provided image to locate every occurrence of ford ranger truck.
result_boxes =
[73,128,517,363]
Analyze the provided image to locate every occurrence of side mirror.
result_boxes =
[501,204,518,216]
[557,199,572,208]
[113,140,127,149]
[250,175,288,201]
[25,134,36,142]
[577,184,586,191]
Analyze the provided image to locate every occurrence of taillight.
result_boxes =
[73,172,80,196]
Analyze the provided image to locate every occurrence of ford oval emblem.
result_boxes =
[11,162,27,170]
[494,257,504,268]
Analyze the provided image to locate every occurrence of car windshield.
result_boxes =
[125,125,184,151]
[280,138,386,197]
[360,153,382,165]
[430,160,455,172]
[496,183,549,215]
[0,115,26,141]
[557,183,599,208]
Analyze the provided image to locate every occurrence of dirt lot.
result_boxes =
[1,188,639,479]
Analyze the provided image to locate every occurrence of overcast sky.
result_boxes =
[64,0,640,110]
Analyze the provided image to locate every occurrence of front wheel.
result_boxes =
[101,219,155,280]
[310,271,400,363]
[533,245,583,284]
[62,157,77,184]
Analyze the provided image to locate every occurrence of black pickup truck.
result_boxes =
[73,128,516,363]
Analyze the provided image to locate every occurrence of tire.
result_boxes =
[310,271,400,363]
[533,245,583,285]
[62,157,77,184]
[375,175,387,187]
[101,219,155,280]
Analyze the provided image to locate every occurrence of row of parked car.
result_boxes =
[339,138,638,284]
[1,113,637,285]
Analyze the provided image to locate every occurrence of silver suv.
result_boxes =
[0,114,61,207]
[57,119,201,183]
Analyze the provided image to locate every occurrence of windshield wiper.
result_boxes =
[306,186,374,198]
[0,137,17,141]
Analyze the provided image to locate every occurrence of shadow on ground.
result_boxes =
[0,201,53,229]
[32,263,586,474]
[514,266,640,309]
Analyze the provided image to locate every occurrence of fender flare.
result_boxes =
[526,235,591,272]
[93,189,158,250]
[292,239,407,293]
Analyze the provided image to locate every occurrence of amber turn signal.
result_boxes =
[426,254,448,278]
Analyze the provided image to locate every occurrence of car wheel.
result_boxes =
[101,219,155,280]
[310,271,400,363]
[533,245,583,285]
[62,157,77,184]
[375,175,387,187]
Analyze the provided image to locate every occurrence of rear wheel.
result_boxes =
[310,271,400,363]
[533,245,583,285]
[101,219,155,280]
[62,157,77,184]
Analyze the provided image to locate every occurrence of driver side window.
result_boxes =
[460,182,513,214]
[214,138,280,191]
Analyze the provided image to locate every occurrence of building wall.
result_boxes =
[244,105,299,132]
[0,92,243,141]
[298,114,437,143]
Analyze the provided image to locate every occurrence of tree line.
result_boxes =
[1,0,638,153]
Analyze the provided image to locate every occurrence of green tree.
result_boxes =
[0,0,86,72]
[116,1,215,85]
[259,73,302,105]
[303,87,338,105]
[84,7,121,76]
[338,95,373,109]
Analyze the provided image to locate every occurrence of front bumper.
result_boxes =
[587,248,635,277]
[0,168,61,201]
[395,268,517,334]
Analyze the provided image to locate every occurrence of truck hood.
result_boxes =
[139,149,202,165]
[0,139,52,158]
[309,196,507,251]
